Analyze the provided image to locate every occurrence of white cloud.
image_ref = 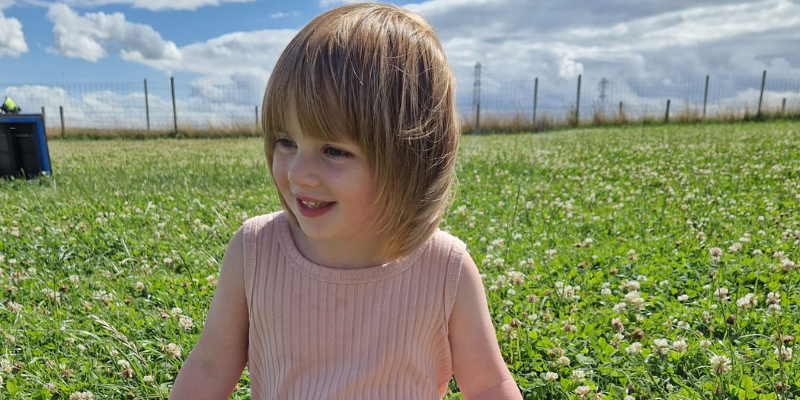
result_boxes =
[0,11,28,57]
[404,0,800,83]
[47,4,181,63]
[46,3,294,83]
[270,11,298,19]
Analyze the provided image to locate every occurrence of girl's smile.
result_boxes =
[294,196,335,218]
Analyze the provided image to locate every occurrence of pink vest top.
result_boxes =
[241,212,466,400]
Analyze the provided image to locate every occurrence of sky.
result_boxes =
[1,0,799,128]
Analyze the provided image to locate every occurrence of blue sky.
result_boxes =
[1,0,799,127]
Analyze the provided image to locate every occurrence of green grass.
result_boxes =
[1,121,799,399]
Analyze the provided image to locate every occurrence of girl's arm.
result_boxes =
[169,228,249,400]
[448,252,523,400]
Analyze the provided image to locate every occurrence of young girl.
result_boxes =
[169,3,522,400]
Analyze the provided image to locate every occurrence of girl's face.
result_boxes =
[271,104,381,256]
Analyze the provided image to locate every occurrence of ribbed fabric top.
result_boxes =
[241,212,466,400]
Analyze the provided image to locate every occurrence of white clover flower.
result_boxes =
[571,369,586,382]
[544,249,557,259]
[507,271,524,285]
[0,358,12,374]
[135,282,146,291]
[710,354,731,375]
[613,303,627,312]
[624,396,635,400]
[143,375,155,383]
[507,289,516,296]
[699,339,711,349]
[677,321,690,330]
[620,280,640,292]
[68,392,94,400]
[677,294,689,302]
[696,231,706,241]
[714,287,729,301]
[178,316,194,331]
[165,343,182,358]
[601,288,612,296]
[652,339,670,355]
[775,346,792,361]
[69,275,79,283]
[625,342,642,355]
[728,242,742,253]
[6,301,22,314]
[627,249,637,261]
[624,291,645,310]
[557,356,570,366]
[709,247,722,260]
[544,372,559,381]
[117,359,130,369]
[672,339,688,353]
[575,385,591,396]
[170,307,183,318]
[736,293,757,309]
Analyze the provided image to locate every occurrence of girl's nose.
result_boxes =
[287,151,321,188]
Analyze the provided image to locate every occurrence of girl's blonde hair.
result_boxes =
[262,2,460,260]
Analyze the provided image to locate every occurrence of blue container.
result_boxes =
[0,114,52,179]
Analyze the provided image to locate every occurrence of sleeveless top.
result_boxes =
[241,212,466,400]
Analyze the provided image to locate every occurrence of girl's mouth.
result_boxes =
[296,198,335,217]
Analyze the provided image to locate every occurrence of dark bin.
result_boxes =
[0,114,52,179]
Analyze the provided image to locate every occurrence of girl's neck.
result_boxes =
[288,223,393,270]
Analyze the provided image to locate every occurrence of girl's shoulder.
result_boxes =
[430,229,467,253]
[241,211,285,234]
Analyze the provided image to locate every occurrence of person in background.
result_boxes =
[1,97,21,114]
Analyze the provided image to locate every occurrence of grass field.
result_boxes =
[1,121,799,399]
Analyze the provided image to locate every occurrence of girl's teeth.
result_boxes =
[302,200,328,208]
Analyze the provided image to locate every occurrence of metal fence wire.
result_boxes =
[458,67,800,128]
[1,68,799,134]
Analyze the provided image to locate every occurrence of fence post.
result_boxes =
[619,101,623,118]
[254,106,259,133]
[473,62,481,132]
[170,76,178,134]
[575,74,581,125]
[59,106,65,138]
[782,98,787,115]
[532,77,538,128]
[703,75,709,119]
[41,107,47,134]
[144,79,151,132]
[757,70,766,116]
[665,99,671,123]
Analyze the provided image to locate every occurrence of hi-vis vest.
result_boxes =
[3,97,19,112]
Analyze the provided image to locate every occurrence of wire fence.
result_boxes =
[461,65,800,129]
[2,66,799,135]
[1,78,264,134]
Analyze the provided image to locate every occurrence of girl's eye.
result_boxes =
[276,138,295,148]
[324,146,351,158]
